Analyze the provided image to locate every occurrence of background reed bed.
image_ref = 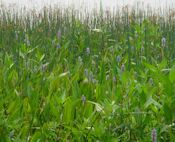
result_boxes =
[0,4,175,141]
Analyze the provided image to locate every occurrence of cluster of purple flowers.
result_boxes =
[84,69,97,84]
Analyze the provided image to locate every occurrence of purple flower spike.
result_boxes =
[24,34,30,46]
[52,40,55,45]
[81,95,86,105]
[84,68,88,77]
[57,30,61,40]
[15,31,19,40]
[151,128,157,142]
[121,64,125,72]
[113,76,117,83]
[116,55,121,63]
[86,47,90,55]
[161,37,166,47]
[57,44,61,49]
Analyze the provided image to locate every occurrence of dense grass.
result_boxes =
[0,5,175,141]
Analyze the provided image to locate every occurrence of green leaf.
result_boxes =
[169,65,175,83]
[39,54,45,62]
[144,97,162,109]
[59,71,70,78]
[30,131,42,142]
[163,103,172,123]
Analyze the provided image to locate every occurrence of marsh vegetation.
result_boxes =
[0,4,175,141]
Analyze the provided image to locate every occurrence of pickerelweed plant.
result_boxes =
[0,4,175,142]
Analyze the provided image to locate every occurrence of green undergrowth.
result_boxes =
[0,6,175,142]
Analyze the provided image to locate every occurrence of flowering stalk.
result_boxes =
[121,64,125,72]
[86,47,90,55]
[57,30,61,40]
[161,37,166,48]
[81,95,86,105]
[151,128,157,142]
